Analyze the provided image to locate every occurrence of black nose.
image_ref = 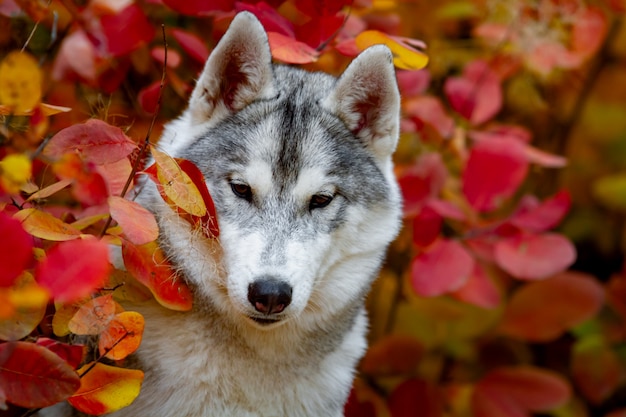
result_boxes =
[247,279,292,315]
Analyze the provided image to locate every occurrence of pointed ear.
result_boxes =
[322,45,400,162]
[188,12,275,125]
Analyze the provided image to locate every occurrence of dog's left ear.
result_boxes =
[322,45,400,162]
[188,12,275,125]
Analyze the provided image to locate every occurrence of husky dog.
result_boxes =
[49,11,402,417]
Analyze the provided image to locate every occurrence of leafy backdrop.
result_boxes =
[0,0,625,416]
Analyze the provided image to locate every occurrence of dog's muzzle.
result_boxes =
[247,278,292,325]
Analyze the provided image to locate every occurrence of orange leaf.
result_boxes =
[472,366,571,417]
[98,311,145,360]
[0,51,42,113]
[69,362,144,415]
[122,241,193,311]
[267,32,319,64]
[355,30,428,70]
[499,271,605,342]
[13,208,82,241]
[108,196,159,245]
[360,335,423,376]
[150,146,207,217]
[68,294,117,335]
[571,337,621,404]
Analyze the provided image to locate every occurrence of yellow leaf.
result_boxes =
[25,179,73,202]
[355,30,429,70]
[0,103,72,116]
[53,300,85,337]
[69,362,144,415]
[14,208,82,241]
[151,146,207,217]
[0,274,49,340]
[0,154,32,194]
[0,51,42,113]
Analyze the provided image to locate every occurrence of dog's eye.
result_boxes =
[231,182,252,201]
[309,194,333,210]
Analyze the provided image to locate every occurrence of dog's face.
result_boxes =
[158,12,401,329]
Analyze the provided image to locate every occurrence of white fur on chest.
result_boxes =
[110,302,366,417]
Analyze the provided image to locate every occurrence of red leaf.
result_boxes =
[494,233,576,280]
[0,211,33,287]
[170,29,210,63]
[162,0,233,15]
[0,341,81,408]
[606,272,626,320]
[509,190,571,232]
[36,238,111,302]
[499,272,604,342]
[444,60,502,125]
[122,241,193,311]
[462,137,528,212]
[571,7,608,58]
[96,157,133,197]
[296,15,344,49]
[398,153,448,217]
[473,366,570,417]
[51,29,98,83]
[296,0,350,16]
[388,379,442,417]
[412,206,442,249]
[451,262,501,309]
[411,239,474,297]
[267,32,319,64]
[344,389,377,417]
[138,80,163,115]
[404,95,455,139]
[35,338,84,370]
[396,70,430,97]
[109,196,159,245]
[470,124,532,143]
[236,2,295,37]
[151,47,181,68]
[53,154,109,206]
[45,119,137,165]
[99,5,155,57]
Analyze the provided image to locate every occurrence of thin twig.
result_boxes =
[99,24,168,238]
[78,331,131,378]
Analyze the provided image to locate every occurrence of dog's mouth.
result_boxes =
[247,315,284,327]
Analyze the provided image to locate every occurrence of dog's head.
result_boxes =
[158,12,402,329]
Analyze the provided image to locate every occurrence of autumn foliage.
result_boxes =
[1,0,625,416]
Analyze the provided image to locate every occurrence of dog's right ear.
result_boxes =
[188,12,275,125]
